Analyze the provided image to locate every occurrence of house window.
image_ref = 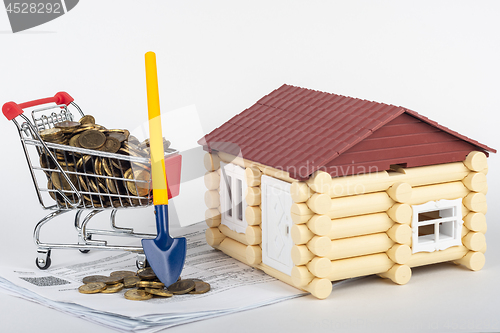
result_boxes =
[411,198,463,253]
[220,162,247,233]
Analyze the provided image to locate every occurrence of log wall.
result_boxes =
[204,150,489,299]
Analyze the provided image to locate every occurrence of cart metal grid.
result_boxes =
[3,93,179,270]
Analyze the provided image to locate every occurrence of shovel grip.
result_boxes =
[145,51,169,205]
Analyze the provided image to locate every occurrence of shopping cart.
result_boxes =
[2,92,182,270]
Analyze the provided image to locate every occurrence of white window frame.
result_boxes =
[219,162,247,234]
[411,198,463,253]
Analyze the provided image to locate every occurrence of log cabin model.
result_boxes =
[198,84,496,299]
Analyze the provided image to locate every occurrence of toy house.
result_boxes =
[198,84,495,299]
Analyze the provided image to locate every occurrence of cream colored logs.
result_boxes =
[463,151,488,172]
[246,245,262,265]
[206,227,226,247]
[245,166,262,187]
[327,253,394,281]
[244,166,262,247]
[291,211,412,245]
[463,212,487,232]
[214,237,250,265]
[205,209,221,227]
[204,169,222,228]
[328,192,395,219]
[407,182,469,205]
[329,213,395,240]
[204,152,221,171]
[219,224,249,246]
[217,151,296,183]
[406,246,468,268]
[318,162,470,199]
[245,206,262,226]
[378,264,412,285]
[455,251,486,271]
[461,151,488,271]
[292,232,396,261]
[291,181,313,203]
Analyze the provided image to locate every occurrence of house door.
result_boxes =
[261,175,294,276]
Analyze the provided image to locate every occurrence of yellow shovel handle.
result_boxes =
[145,51,169,205]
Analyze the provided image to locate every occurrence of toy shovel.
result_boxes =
[142,52,186,286]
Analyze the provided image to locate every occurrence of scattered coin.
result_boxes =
[110,271,136,278]
[137,281,165,289]
[79,282,106,294]
[189,281,211,294]
[123,276,141,288]
[168,279,195,295]
[137,267,157,280]
[79,268,210,300]
[124,289,153,301]
[145,288,173,297]
[101,283,124,294]
[82,275,108,284]
[101,276,124,285]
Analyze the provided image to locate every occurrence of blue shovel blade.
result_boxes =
[142,205,186,287]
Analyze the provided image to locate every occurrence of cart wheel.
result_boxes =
[35,256,51,270]
[136,258,150,270]
[79,234,91,253]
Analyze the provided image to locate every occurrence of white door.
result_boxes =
[261,175,294,276]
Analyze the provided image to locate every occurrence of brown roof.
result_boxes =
[199,84,495,180]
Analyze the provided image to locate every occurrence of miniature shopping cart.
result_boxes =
[3,92,182,270]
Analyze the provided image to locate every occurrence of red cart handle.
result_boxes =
[2,92,74,121]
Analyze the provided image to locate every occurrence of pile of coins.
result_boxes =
[78,268,211,301]
[38,114,171,208]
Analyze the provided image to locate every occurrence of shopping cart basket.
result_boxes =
[2,92,182,270]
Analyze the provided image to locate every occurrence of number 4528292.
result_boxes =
[5,2,61,14]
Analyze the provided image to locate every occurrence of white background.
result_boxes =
[0,1,499,332]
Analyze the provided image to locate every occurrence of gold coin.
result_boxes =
[82,275,108,284]
[189,281,211,294]
[127,135,140,145]
[125,169,151,197]
[145,288,173,297]
[137,281,165,289]
[105,178,118,194]
[76,155,92,172]
[55,120,81,133]
[137,267,157,280]
[39,153,57,170]
[102,158,119,177]
[69,133,82,148]
[51,170,77,191]
[124,289,153,301]
[107,131,128,142]
[110,271,136,278]
[111,158,130,170]
[101,283,124,294]
[99,136,121,153]
[123,276,141,288]
[94,157,104,175]
[79,115,95,125]
[40,127,63,137]
[101,276,124,285]
[79,130,106,149]
[78,282,106,294]
[168,279,195,295]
